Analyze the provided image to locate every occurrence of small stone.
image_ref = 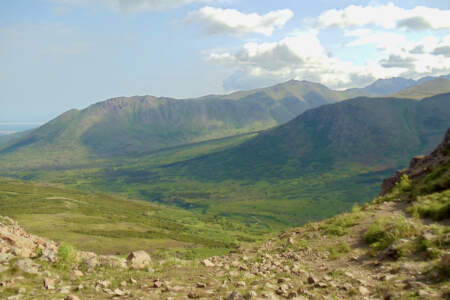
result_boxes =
[113,288,124,296]
[43,278,55,290]
[196,282,206,288]
[235,281,246,287]
[65,295,80,300]
[201,259,215,267]
[247,290,257,298]
[359,286,370,296]
[227,291,244,300]
[307,275,316,284]
[129,277,137,284]
[73,270,83,277]
[153,280,162,288]
[127,251,151,269]
[60,286,71,294]
[188,291,200,299]
[96,280,111,288]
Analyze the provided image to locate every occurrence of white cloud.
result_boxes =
[317,2,450,31]
[345,29,450,75]
[208,30,450,91]
[208,31,397,90]
[187,6,293,36]
[50,0,225,12]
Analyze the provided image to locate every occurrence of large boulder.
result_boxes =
[127,250,151,269]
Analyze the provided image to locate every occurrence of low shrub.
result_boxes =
[364,216,416,250]
[56,243,77,270]
[328,242,351,260]
[409,190,450,221]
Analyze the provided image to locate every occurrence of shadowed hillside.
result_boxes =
[177,93,450,181]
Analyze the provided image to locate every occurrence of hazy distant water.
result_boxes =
[0,122,41,135]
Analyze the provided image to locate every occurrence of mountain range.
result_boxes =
[0,80,369,162]
[0,75,449,227]
[1,75,449,166]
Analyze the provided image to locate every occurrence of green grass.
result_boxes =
[319,212,362,236]
[409,190,450,221]
[0,177,266,257]
[364,216,417,250]
[328,242,351,260]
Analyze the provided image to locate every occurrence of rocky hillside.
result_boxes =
[381,128,450,195]
[1,131,449,299]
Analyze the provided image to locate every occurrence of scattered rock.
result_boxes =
[60,286,71,294]
[65,295,80,300]
[188,291,200,299]
[226,291,244,300]
[43,278,56,290]
[307,275,316,284]
[235,281,246,287]
[127,250,151,269]
[113,288,125,296]
[96,280,111,288]
[40,248,58,262]
[15,258,40,274]
[201,259,215,267]
[73,270,83,277]
[359,286,370,296]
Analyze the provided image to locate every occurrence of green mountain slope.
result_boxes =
[178,93,450,181]
[0,80,367,167]
[391,78,450,99]
[0,131,30,146]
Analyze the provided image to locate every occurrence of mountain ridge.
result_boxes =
[0,80,370,164]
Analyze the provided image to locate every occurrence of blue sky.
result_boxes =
[1,0,450,122]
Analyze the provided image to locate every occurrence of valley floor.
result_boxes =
[1,188,449,299]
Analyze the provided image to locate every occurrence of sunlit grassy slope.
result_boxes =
[391,78,450,100]
[0,176,268,258]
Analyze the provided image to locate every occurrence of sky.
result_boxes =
[1,0,450,123]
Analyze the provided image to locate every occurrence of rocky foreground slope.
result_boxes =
[1,131,450,299]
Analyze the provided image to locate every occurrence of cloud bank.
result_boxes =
[187,6,293,36]
[205,3,450,91]
[316,2,450,31]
